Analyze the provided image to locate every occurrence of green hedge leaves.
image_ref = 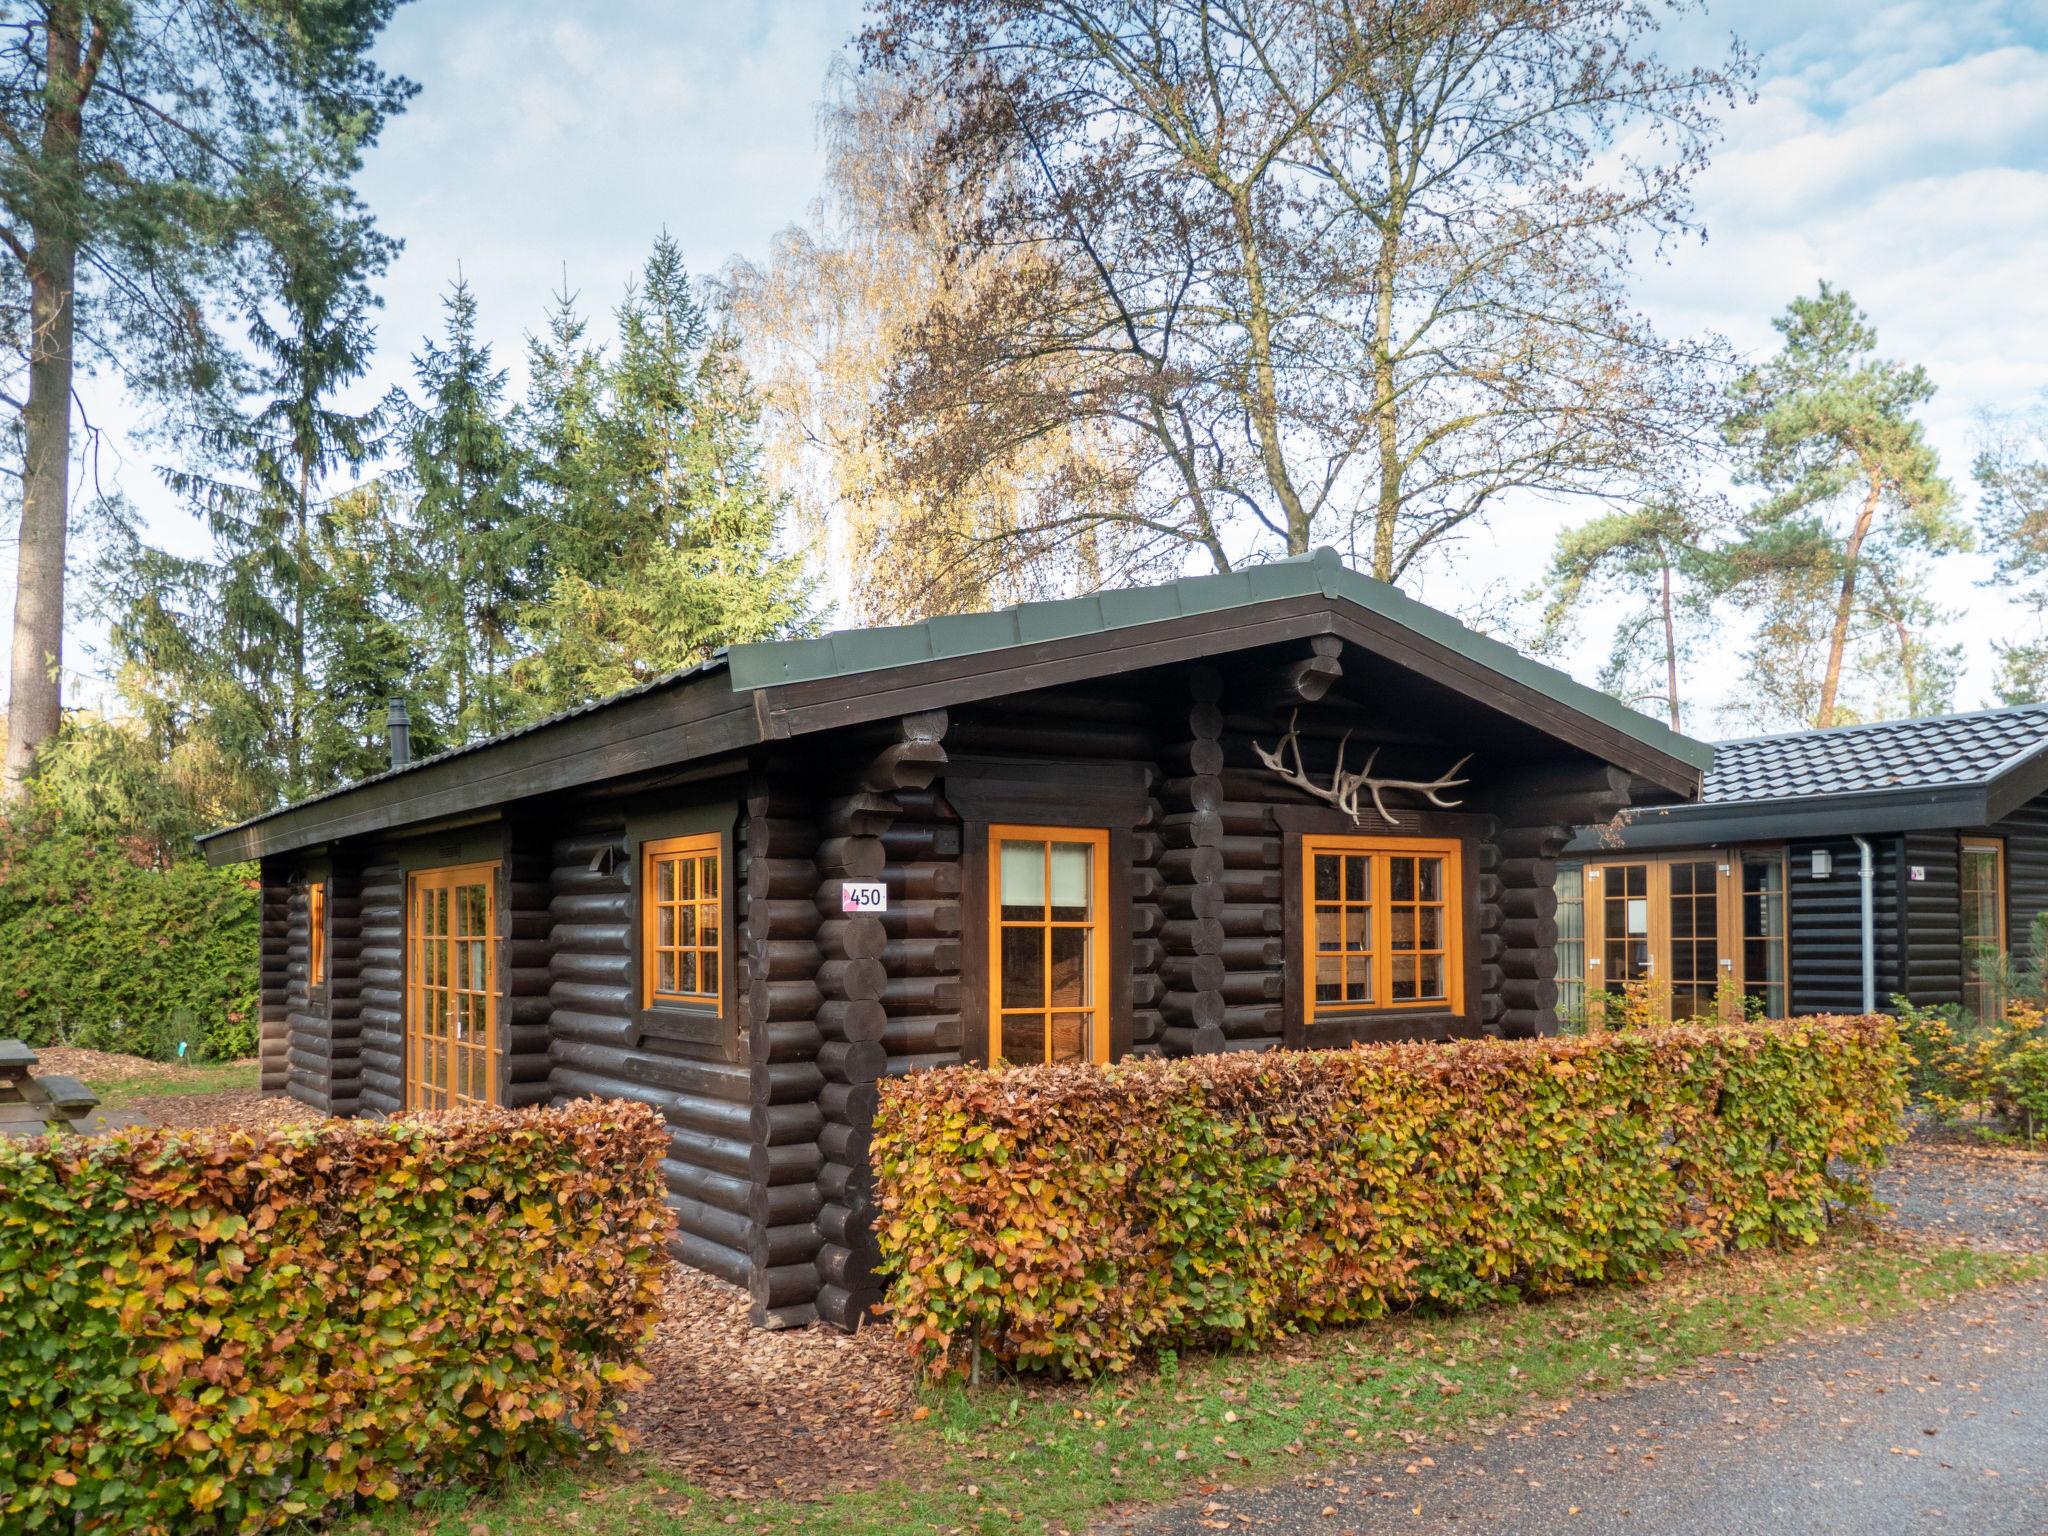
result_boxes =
[0,1100,672,1531]
[0,821,260,1059]
[873,1019,1908,1375]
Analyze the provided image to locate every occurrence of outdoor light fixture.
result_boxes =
[1810,848,1834,879]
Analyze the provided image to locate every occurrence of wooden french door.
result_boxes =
[405,862,501,1110]
[1585,855,1730,1021]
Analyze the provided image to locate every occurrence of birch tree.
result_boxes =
[858,0,1745,587]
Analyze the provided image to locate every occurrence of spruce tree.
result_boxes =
[404,275,532,740]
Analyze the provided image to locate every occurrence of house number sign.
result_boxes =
[841,881,889,914]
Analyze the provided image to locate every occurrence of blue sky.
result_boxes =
[23,0,2048,730]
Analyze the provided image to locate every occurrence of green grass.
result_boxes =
[83,1058,256,1106]
[336,1238,2044,1536]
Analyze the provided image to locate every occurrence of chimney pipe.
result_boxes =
[386,696,411,770]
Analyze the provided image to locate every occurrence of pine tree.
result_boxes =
[1975,407,2048,703]
[1722,285,1966,727]
[1534,495,1727,732]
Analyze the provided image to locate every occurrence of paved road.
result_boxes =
[1115,1144,2048,1536]
[1119,1284,2047,1535]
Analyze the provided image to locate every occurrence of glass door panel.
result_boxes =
[1666,859,1720,1020]
[1598,863,1653,1000]
[406,863,500,1110]
[1741,853,1787,1019]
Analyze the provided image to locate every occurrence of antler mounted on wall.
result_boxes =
[1252,709,1472,826]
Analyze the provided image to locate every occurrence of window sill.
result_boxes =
[1302,1010,1468,1048]
[635,1003,728,1054]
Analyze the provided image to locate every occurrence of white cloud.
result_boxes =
[8,0,2048,733]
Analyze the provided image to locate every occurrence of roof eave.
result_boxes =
[1564,783,1995,854]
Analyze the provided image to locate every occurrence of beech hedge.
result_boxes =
[873,1018,1908,1375]
[0,1100,672,1532]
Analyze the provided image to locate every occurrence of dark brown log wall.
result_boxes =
[545,821,765,1298]
[743,788,830,1327]
[356,860,406,1117]
[258,868,290,1098]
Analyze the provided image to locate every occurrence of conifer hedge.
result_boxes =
[874,1018,1908,1375]
[0,822,260,1059]
[0,1101,672,1531]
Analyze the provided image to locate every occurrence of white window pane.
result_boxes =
[1049,843,1091,914]
[1000,841,1045,909]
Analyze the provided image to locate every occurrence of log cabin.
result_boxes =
[1560,704,2048,1027]
[197,549,1712,1328]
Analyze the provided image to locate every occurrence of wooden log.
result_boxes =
[1158,846,1225,886]
[817,916,887,960]
[1501,978,1559,1013]
[881,899,962,938]
[817,957,887,1001]
[1499,947,1560,981]
[1217,905,1283,937]
[881,936,961,976]
[1220,935,1285,969]
[881,1014,962,1055]
[1217,835,1280,870]
[1221,1004,1283,1037]
[748,857,819,900]
[1160,954,1226,994]
[883,975,961,1014]
[1160,917,1225,954]
[1159,777,1225,816]
[1500,886,1559,922]
[1158,883,1223,920]
[1162,990,1226,1030]
[881,822,963,861]
[1160,740,1225,778]
[1220,971,1282,1004]
[817,836,886,880]
[818,1039,887,1085]
[899,862,963,900]
[1160,1023,1227,1056]
[1160,812,1224,849]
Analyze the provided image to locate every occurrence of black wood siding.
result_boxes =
[1788,836,1904,1013]
[1899,832,1962,1009]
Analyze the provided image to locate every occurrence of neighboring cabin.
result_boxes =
[197,549,1713,1329]
[1561,706,2048,1025]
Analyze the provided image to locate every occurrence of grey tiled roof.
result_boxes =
[1704,704,2048,804]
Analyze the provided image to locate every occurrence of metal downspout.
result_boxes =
[1850,835,1877,1013]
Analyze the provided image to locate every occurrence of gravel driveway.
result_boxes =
[1112,1137,2048,1536]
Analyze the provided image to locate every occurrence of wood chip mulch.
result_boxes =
[119,1090,323,1133]
[31,1045,208,1088]
[628,1264,921,1500]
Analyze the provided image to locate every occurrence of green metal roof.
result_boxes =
[728,548,1713,773]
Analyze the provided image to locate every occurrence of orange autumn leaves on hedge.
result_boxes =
[0,1100,672,1533]
[873,1019,1908,1376]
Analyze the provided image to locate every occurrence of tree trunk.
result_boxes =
[1370,233,1401,584]
[1660,557,1681,732]
[1817,476,1882,727]
[4,10,89,798]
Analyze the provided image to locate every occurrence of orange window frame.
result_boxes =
[1301,835,1465,1021]
[987,824,1112,1065]
[405,861,500,1111]
[642,832,723,1012]
[308,881,327,987]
